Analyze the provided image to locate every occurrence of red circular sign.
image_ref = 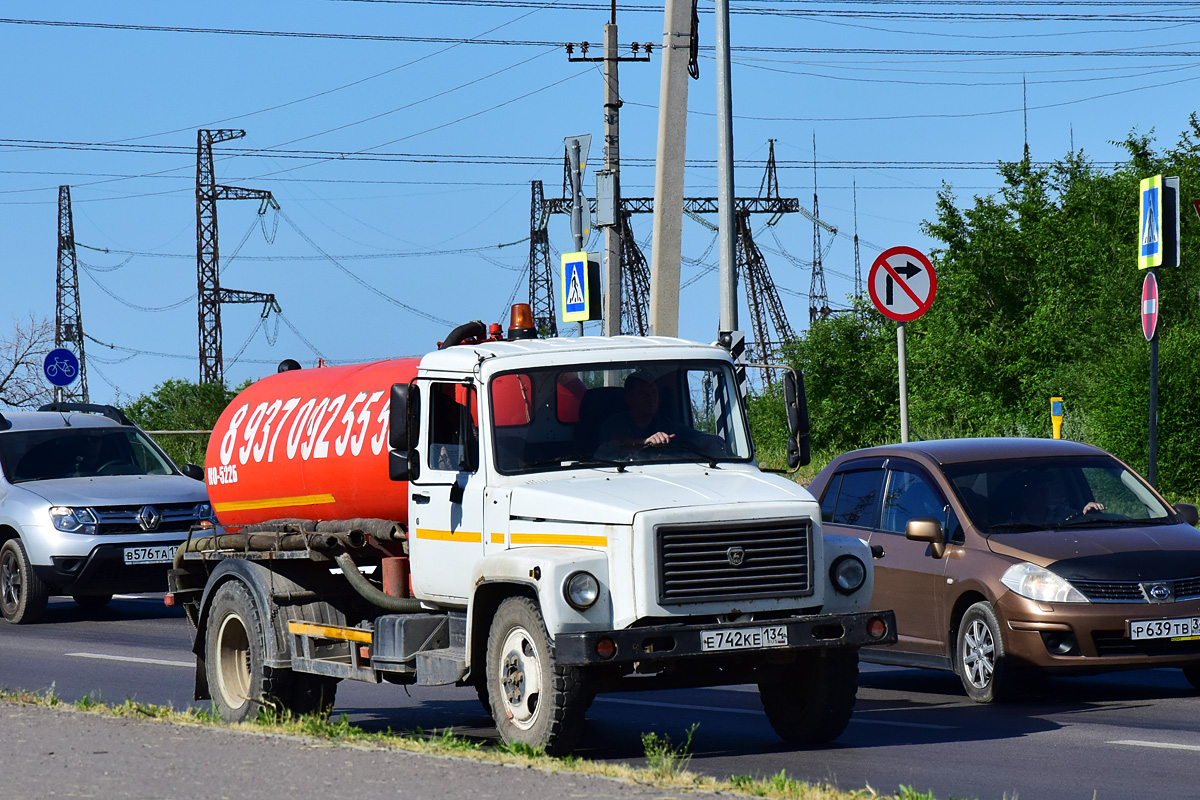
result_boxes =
[867,246,937,322]
[1142,271,1159,341]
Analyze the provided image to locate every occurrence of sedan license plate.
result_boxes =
[700,625,788,652]
[123,546,175,565]
[1128,616,1200,641]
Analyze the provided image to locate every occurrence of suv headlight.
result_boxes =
[1001,562,1089,603]
[194,502,214,521]
[50,506,98,535]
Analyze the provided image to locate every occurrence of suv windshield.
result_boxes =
[943,455,1174,533]
[0,428,176,482]
[489,360,752,474]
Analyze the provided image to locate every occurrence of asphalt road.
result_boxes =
[3,595,1200,800]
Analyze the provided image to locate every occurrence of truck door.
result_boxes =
[408,379,484,603]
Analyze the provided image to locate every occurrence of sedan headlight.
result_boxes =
[49,506,98,536]
[563,571,600,610]
[830,555,867,594]
[1001,562,1088,603]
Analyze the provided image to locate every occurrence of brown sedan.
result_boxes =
[809,437,1200,702]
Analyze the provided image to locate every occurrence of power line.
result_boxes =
[6,17,1198,57]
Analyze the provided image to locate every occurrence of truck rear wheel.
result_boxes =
[485,596,588,755]
[1,538,49,625]
[758,647,859,746]
[204,581,338,722]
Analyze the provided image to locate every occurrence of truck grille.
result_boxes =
[93,502,205,535]
[656,518,813,605]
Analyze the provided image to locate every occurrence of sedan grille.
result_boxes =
[656,518,813,605]
[1072,577,1200,603]
[93,503,205,535]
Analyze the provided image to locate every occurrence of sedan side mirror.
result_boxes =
[906,517,947,559]
[1175,503,1199,527]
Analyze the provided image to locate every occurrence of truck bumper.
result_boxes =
[554,610,896,667]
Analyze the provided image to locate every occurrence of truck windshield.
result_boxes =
[0,428,176,483]
[489,360,752,474]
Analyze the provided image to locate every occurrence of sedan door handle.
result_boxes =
[412,493,431,504]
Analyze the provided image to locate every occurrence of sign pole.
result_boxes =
[868,246,936,444]
[1149,271,1159,488]
[897,321,910,443]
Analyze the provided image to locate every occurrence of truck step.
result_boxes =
[287,620,378,683]
[416,646,467,686]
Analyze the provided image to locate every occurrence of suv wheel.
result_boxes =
[1,539,50,624]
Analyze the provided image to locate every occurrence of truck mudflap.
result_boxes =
[553,610,896,667]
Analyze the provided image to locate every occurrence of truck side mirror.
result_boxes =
[783,370,811,469]
[906,517,946,559]
[388,383,420,482]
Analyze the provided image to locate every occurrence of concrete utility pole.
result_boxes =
[567,5,652,337]
[715,0,738,334]
[602,20,623,337]
[649,0,694,337]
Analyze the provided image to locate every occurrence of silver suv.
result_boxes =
[0,403,212,624]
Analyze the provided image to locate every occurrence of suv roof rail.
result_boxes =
[37,402,133,427]
[0,411,9,431]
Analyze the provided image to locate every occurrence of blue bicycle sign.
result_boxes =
[43,348,80,387]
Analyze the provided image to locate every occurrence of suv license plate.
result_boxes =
[700,625,788,652]
[1128,616,1200,641]
[123,546,175,565]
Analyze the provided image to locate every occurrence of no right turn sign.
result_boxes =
[868,246,937,322]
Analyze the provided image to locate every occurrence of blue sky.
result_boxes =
[3,1,1198,403]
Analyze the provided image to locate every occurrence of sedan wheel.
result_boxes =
[956,601,1021,703]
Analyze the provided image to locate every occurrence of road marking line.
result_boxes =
[1109,740,1200,752]
[593,696,954,730]
[66,652,192,669]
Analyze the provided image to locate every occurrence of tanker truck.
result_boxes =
[169,305,895,754]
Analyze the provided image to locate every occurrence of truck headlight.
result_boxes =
[563,571,600,610]
[50,506,98,535]
[830,555,866,594]
[1001,562,1088,603]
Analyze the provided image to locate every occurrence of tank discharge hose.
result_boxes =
[439,320,487,349]
[334,551,426,613]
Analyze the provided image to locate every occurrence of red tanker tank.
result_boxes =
[205,358,419,528]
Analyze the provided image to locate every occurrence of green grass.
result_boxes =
[0,687,969,800]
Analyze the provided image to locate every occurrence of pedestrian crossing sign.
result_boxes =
[1139,175,1163,270]
[561,251,599,323]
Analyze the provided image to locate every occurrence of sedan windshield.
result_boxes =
[0,428,176,482]
[942,455,1174,533]
[489,360,752,474]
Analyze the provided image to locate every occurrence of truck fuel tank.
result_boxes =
[205,358,419,528]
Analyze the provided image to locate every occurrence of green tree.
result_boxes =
[122,379,241,467]
[776,115,1200,497]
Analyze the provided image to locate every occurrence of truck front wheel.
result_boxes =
[485,596,588,755]
[758,647,859,746]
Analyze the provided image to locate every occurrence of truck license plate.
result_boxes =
[123,546,175,565]
[700,625,788,652]
[1128,616,1200,641]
